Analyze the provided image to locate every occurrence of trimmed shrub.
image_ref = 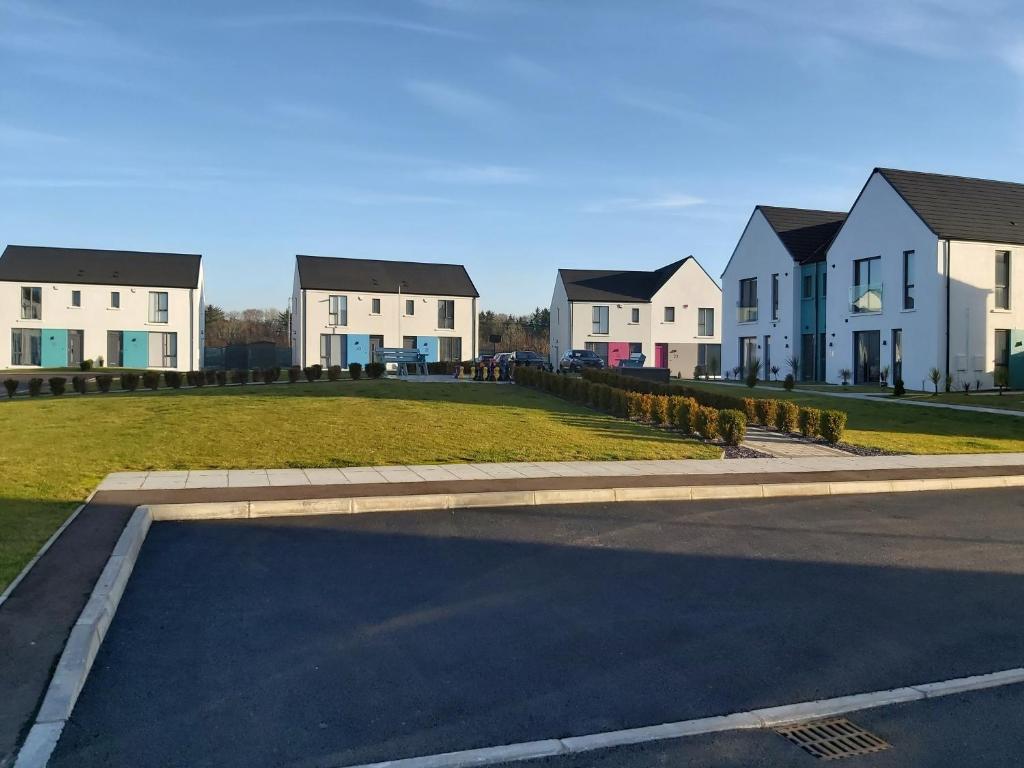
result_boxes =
[4,378,18,398]
[80,358,93,371]
[820,410,847,444]
[799,407,821,438]
[673,396,696,433]
[626,391,644,420]
[717,409,746,446]
[262,367,278,385]
[142,371,161,390]
[71,375,87,395]
[164,371,183,389]
[693,405,719,441]
[755,398,778,428]
[741,397,758,425]
[48,377,67,396]
[216,370,228,387]
[95,374,113,393]
[365,362,386,379]
[893,378,905,397]
[651,395,670,426]
[120,373,140,391]
[28,378,44,397]
[349,362,363,380]
[186,371,199,387]
[303,366,316,382]
[232,368,250,385]
[288,366,301,383]
[251,368,263,383]
[310,364,323,380]
[328,365,342,381]
[783,374,795,391]
[774,401,799,433]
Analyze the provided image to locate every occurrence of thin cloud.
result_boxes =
[422,164,535,184]
[219,12,479,41]
[405,80,508,122]
[501,54,558,85]
[583,194,705,214]
[0,123,69,146]
[611,87,731,132]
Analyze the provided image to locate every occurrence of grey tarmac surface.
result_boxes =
[48,488,1024,768]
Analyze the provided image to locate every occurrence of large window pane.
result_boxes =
[21,287,41,320]
[996,251,1010,309]
[439,337,462,362]
[11,328,41,365]
[149,291,169,323]
[591,305,608,334]
[329,295,348,326]
[438,300,455,329]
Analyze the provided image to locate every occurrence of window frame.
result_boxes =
[328,295,348,327]
[664,306,675,323]
[371,297,381,315]
[438,336,463,363]
[903,250,915,310]
[438,299,455,329]
[148,291,169,324]
[697,307,714,337]
[71,289,81,308]
[21,286,41,320]
[405,299,415,316]
[11,328,41,365]
[630,307,639,324]
[591,305,609,334]
[738,277,757,322]
[771,273,779,319]
[110,291,120,309]
[996,250,1010,310]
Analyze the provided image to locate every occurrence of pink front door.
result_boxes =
[607,342,629,368]
[655,343,668,368]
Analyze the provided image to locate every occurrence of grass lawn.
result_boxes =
[684,381,1024,454]
[0,380,717,590]
[896,391,1024,412]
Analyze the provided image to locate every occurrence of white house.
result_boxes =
[0,245,205,371]
[826,168,1024,390]
[721,206,846,381]
[548,256,722,376]
[291,255,479,368]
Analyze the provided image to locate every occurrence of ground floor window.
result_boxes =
[107,331,123,367]
[369,335,385,358]
[585,341,609,364]
[403,336,417,350]
[738,337,756,376]
[438,336,462,362]
[853,330,880,384]
[892,329,902,384]
[995,329,1010,384]
[628,342,642,354]
[149,332,177,368]
[800,334,815,381]
[11,328,41,365]
[698,343,721,376]
[320,334,346,368]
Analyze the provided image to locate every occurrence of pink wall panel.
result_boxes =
[608,341,630,367]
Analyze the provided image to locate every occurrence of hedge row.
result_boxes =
[570,368,848,444]
[514,364,748,446]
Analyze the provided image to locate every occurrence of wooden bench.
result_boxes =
[375,348,428,376]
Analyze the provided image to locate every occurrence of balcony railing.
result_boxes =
[850,283,883,314]
[737,304,758,323]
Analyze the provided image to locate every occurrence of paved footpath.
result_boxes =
[4,453,1024,765]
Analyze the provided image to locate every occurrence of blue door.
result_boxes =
[123,331,149,368]
[41,329,68,368]
[347,334,370,366]
[418,336,438,363]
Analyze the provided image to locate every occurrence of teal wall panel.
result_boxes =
[347,334,370,366]
[1011,330,1024,389]
[41,329,67,367]
[123,331,149,368]
[418,336,438,363]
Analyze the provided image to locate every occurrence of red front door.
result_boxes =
[655,343,668,368]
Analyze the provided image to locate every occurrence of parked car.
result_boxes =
[510,350,548,369]
[559,349,605,372]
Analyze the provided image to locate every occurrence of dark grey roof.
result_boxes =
[559,257,691,302]
[877,168,1024,245]
[295,255,479,297]
[0,245,202,288]
[757,206,847,264]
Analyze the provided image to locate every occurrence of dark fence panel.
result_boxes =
[204,344,292,370]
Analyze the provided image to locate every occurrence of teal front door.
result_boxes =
[41,329,68,368]
[1010,330,1024,389]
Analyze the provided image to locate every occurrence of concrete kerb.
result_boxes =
[13,506,151,768]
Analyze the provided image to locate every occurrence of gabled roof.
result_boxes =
[0,245,202,288]
[876,167,1024,245]
[558,257,692,303]
[295,255,479,297]
[757,206,847,264]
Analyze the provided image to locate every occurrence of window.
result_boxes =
[329,295,347,326]
[71,290,81,307]
[903,250,915,310]
[148,291,169,323]
[771,273,779,320]
[628,342,642,354]
[107,331,123,367]
[405,299,414,315]
[698,343,721,376]
[738,278,757,322]
[996,251,1010,309]
[738,336,757,374]
[439,337,462,362]
[438,299,455,329]
[892,329,903,384]
[852,256,882,313]
[320,334,346,368]
[369,335,385,355]
[697,307,714,337]
[995,329,1010,382]
[802,274,813,299]
[371,297,381,314]
[584,341,608,364]
[403,335,417,349]
[664,306,675,323]
[763,334,771,373]
[110,291,120,309]
[11,328,41,365]
[821,272,827,297]
[21,287,41,320]
[149,332,177,367]
[591,305,609,334]
[630,307,639,323]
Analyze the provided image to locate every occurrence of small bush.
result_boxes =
[204,369,217,385]
[798,407,821,438]
[349,362,363,380]
[288,366,301,383]
[216,370,228,386]
[820,410,847,444]
[262,367,278,385]
[28,378,44,397]
[303,366,316,382]
[232,368,249,385]
[893,378,905,397]
[120,373,140,391]
[166,371,183,389]
[365,362,386,379]
[328,365,342,382]
[71,375,87,395]
[755,398,778,428]
[717,409,746,446]
[48,377,67,396]
[142,371,161,390]
[693,405,719,441]
[80,358,93,371]
[651,395,670,426]
[741,397,758,425]
[95,374,113,393]
[4,378,18,398]
[251,368,262,383]
[673,396,696,433]
[783,374,795,391]
[774,401,799,433]
[310,364,323,380]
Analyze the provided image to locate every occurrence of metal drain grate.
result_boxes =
[776,717,891,760]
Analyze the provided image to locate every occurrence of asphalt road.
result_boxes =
[49,488,1024,768]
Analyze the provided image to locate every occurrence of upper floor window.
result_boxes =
[71,289,81,307]
[801,274,813,299]
[821,272,827,297]
[148,291,169,323]
[438,299,455,329]
[996,250,1010,309]
[592,305,609,334]
[371,297,381,314]
[851,256,882,313]
[738,277,757,322]
[771,273,779,320]
[405,299,414,315]
[903,250,915,310]
[630,307,639,323]
[329,295,347,326]
[664,306,675,323]
[21,286,41,320]
[110,291,120,309]
[697,307,714,337]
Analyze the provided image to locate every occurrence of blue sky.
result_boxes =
[2,0,1023,312]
